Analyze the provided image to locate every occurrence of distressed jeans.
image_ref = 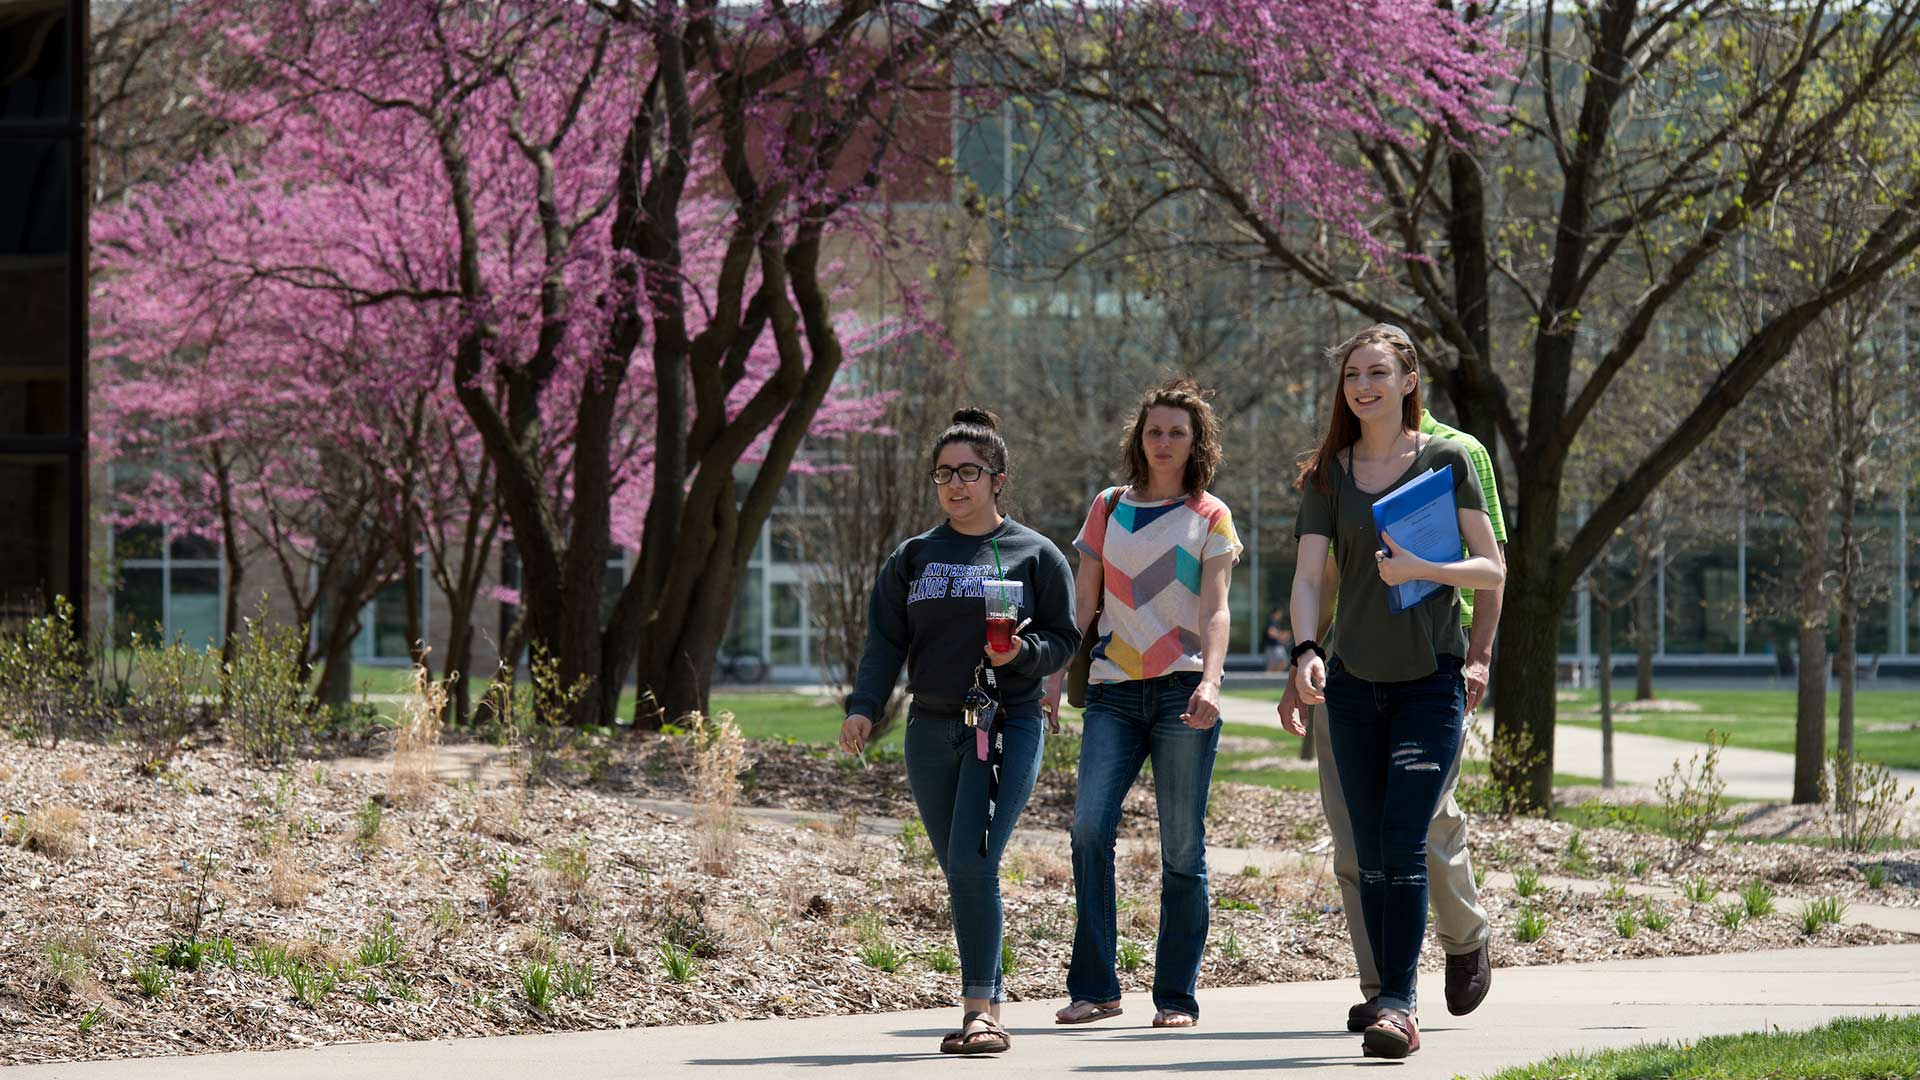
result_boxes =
[1323,654,1466,1015]
[904,704,1045,1003]
[1066,671,1221,1019]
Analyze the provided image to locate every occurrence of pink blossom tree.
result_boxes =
[1001,1,1920,810]
[96,0,922,723]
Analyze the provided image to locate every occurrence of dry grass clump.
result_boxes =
[58,764,88,784]
[389,663,449,808]
[12,804,87,859]
[267,843,317,908]
[42,931,101,999]
[0,763,14,781]
[685,711,747,877]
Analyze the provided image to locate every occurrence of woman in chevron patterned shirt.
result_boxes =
[1046,378,1242,1030]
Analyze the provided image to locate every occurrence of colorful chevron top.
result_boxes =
[1073,486,1242,682]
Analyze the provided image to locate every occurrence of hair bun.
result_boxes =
[951,407,999,429]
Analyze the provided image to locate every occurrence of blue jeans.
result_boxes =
[1066,671,1221,1018]
[904,704,1045,1003]
[1323,654,1466,1015]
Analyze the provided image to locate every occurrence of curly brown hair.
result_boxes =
[1122,378,1221,496]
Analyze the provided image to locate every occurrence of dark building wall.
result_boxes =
[0,0,87,625]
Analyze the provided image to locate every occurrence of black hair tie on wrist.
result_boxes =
[1290,640,1326,665]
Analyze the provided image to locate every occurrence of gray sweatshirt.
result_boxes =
[846,517,1078,720]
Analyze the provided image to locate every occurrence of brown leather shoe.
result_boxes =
[1445,943,1491,1015]
[1362,1008,1419,1058]
[1346,998,1379,1033]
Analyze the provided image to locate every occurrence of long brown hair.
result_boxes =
[1123,378,1221,496]
[1294,325,1422,493]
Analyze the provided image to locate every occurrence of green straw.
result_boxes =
[990,539,1007,607]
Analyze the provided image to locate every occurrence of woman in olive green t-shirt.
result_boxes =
[1285,325,1504,1061]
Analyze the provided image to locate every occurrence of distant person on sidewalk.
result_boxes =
[1043,379,1242,1030]
[839,408,1078,1056]
[1280,324,1503,1059]
[1264,609,1293,672]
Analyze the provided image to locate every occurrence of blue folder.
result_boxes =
[1370,464,1461,614]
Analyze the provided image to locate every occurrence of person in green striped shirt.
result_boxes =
[1277,407,1507,1030]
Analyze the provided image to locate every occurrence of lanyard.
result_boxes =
[962,660,1007,857]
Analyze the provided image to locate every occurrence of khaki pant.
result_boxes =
[1313,705,1487,1000]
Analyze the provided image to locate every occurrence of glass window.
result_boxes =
[769,633,802,667]
[113,566,164,644]
[371,580,412,660]
[0,11,70,124]
[0,457,70,618]
[726,567,764,657]
[115,523,164,562]
[771,582,803,630]
[170,567,222,649]
[0,139,71,255]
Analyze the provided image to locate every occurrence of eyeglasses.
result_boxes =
[930,463,998,485]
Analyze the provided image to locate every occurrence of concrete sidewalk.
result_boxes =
[1215,694,1920,801]
[13,945,1918,1079]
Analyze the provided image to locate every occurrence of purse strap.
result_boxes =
[1093,486,1121,620]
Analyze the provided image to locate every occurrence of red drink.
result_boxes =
[985,614,1017,652]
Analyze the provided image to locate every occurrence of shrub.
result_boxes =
[1828,751,1911,854]
[896,817,934,869]
[0,596,92,748]
[1041,729,1082,774]
[1455,714,1548,817]
[1740,880,1776,920]
[1614,911,1638,939]
[222,603,314,763]
[1657,730,1728,850]
[125,634,214,774]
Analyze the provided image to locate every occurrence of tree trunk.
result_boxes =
[214,451,244,675]
[1633,578,1656,701]
[1597,600,1614,789]
[1492,523,1562,813]
[316,631,356,707]
[1836,442,1859,805]
[442,599,474,729]
[1792,508,1832,804]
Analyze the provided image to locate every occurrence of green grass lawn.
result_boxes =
[1480,1013,1920,1080]
[1555,689,1920,770]
[1225,686,1920,769]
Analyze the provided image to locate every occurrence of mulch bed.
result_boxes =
[2,731,1913,1066]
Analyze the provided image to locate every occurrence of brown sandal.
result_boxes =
[1362,1008,1419,1058]
[944,1011,1010,1055]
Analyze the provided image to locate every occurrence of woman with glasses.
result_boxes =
[1047,378,1241,1030]
[839,407,1078,1056]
